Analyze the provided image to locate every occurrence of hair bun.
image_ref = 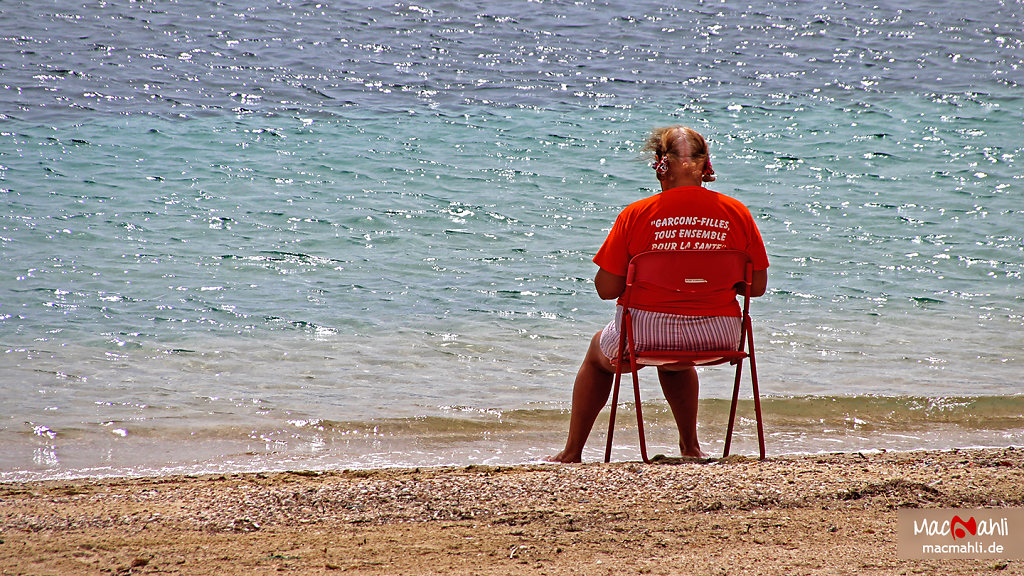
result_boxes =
[702,160,716,182]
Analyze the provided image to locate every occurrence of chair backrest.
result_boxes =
[607,249,765,463]
[621,249,752,314]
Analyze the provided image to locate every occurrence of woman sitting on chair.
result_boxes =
[548,125,769,463]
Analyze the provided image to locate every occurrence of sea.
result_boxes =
[1,0,1022,481]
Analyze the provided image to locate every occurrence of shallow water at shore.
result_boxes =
[5,384,1024,481]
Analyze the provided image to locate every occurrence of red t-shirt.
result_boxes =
[593,185,769,316]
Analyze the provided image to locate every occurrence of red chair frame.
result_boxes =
[603,249,765,463]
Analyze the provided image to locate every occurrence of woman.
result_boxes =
[548,125,769,463]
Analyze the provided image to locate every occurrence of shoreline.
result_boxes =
[7,394,1024,484]
[2,447,1022,575]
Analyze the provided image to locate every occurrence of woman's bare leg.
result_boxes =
[547,332,616,463]
[657,367,707,458]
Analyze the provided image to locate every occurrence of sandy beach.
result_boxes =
[2,448,1022,575]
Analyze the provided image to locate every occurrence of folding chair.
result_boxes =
[603,249,765,463]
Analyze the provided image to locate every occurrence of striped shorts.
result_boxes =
[598,306,742,361]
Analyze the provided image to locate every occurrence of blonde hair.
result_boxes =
[644,125,715,182]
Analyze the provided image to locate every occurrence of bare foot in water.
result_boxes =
[680,444,708,459]
[544,449,582,463]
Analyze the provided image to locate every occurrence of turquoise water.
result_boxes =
[1,0,1022,479]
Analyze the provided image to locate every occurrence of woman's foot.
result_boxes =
[545,449,582,463]
[680,443,708,459]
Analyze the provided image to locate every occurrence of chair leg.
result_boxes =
[723,358,744,458]
[606,324,632,463]
[631,366,650,464]
[748,327,765,460]
[751,366,765,460]
[724,314,767,460]
[605,368,623,463]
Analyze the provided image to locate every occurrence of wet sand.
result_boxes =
[2,448,1022,575]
